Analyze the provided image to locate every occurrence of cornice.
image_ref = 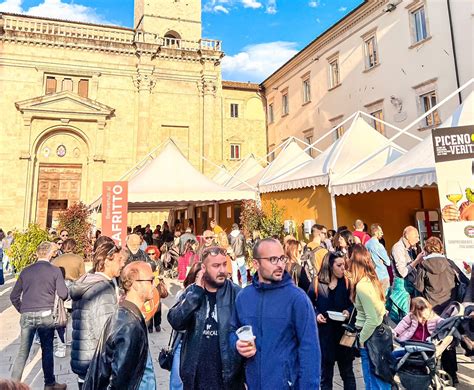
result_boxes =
[262,0,388,88]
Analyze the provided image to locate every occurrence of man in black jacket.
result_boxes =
[168,246,244,390]
[83,261,156,390]
[228,223,248,287]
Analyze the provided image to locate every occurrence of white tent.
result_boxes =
[331,91,474,195]
[90,140,256,211]
[212,165,233,185]
[224,154,264,189]
[260,116,405,193]
[235,138,312,190]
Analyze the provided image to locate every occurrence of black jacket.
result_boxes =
[83,300,149,390]
[415,254,456,314]
[69,272,118,378]
[168,280,244,390]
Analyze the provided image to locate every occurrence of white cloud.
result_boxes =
[222,41,298,82]
[242,0,262,9]
[213,5,230,14]
[338,6,348,12]
[0,0,23,13]
[0,0,110,24]
[308,1,320,7]
[266,0,277,14]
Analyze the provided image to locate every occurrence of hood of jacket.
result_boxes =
[422,254,449,275]
[251,270,294,291]
[230,230,240,238]
[69,272,111,300]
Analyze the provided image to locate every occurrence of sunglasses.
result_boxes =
[254,255,289,265]
[202,247,227,257]
[148,251,156,256]
[204,236,214,240]
[61,234,68,238]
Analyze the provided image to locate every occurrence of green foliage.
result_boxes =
[260,200,285,239]
[8,224,50,274]
[57,202,92,258]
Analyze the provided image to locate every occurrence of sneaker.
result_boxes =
[44,382,67,390]
[148,327,154,334]
[155,325,161,332]
[55,348,66,358]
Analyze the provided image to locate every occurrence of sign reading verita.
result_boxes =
[432,125,474,275]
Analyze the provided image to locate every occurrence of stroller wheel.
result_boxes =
[432,370,453,389]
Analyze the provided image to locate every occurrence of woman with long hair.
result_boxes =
[177,239,198,281]
[334,230,355,263]
[348,245,393,389]
[145,245,163,333]
[307,251,355,389]
[284,239,310,291]
[216,231,234,279]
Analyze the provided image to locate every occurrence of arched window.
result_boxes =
[164,31,181,48]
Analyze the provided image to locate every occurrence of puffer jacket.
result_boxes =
[83,300,148,390]
[168,280,244,390]
[394,312,443,341]
[69,272,118,378]
[229,230,246,258]
[415,254,456,314]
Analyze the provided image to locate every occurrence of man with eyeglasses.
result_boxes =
[70,240,126,389]
[84,261,156,389]
[231,238,321,389]
[168,246,244,390]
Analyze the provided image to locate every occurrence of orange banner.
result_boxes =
[102,181,128,247]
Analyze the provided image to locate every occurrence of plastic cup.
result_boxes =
[236,325,254,342]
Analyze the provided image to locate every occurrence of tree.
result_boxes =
[240,200,265,238]
[260,200,285,239]
[8,224,50,274]
[57,202,92,258]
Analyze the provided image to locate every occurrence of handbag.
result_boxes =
[339,310,357,348]
[157,279,169,299]
[53,294,68,328]
[159,331,182,371]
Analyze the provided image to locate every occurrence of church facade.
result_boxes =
[0,0,267,230]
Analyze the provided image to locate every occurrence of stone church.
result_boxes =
[0,0,267,230]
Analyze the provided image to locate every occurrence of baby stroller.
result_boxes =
[393,302,468,389]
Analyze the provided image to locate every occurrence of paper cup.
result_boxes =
[236,325,254,342]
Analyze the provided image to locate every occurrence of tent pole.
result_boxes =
[330,191,338,230]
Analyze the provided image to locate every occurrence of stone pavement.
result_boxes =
[0,273,472,389]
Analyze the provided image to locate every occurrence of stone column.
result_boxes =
[201,75,217,174]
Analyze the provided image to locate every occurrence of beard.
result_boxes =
[204,271,227,289]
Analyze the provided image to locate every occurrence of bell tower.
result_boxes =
[134,0,202,41]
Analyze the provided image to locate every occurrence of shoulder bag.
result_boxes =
[159,331,182,371]
[53,294,68,328]
[339,309,357,348]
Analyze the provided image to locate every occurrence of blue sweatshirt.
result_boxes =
[230,272,321,389]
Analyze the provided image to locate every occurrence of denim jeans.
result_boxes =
[11,311,56,385]
[170,341,183,390]
[231,256,247,287]
[138,350,156,390]
[360,348,391,390]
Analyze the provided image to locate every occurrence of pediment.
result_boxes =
[15,91,115,118]
[226,135,245,143]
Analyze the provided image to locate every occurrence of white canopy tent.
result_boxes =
[224,154,265,189]
[212,165,233,185]
[235,138,312,190]
[90,139,256,212]
[331,90,474,196]
[260,116,405,193]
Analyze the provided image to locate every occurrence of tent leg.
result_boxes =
[331,192,338,230]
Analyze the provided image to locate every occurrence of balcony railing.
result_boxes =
[2,14,222,52]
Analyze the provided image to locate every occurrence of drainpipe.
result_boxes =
[447,0,462,104]
[330,191,338,231]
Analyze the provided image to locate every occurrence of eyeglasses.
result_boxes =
[202,247,227,257]
[136,278,157,286]
[148,251,156,256]
[254,255,289,265]
[106,245,122,257]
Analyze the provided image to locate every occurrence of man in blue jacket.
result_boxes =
[231,238,321,389]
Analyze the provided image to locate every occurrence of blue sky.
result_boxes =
[0,0,363,82]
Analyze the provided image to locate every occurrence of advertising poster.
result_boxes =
[432,125,474,274]
[102,181,128,247]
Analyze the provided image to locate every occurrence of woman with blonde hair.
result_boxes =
[284,239,310,291]
[216,231,234,279]
[348,244,393,389]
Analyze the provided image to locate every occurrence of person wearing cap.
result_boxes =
[125,233,151,265]
[168,246,244,389]
[229,223,247,287]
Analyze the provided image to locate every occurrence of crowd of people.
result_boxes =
[1,217,473,390]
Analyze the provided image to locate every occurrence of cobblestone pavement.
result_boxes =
[0,273,472,389]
